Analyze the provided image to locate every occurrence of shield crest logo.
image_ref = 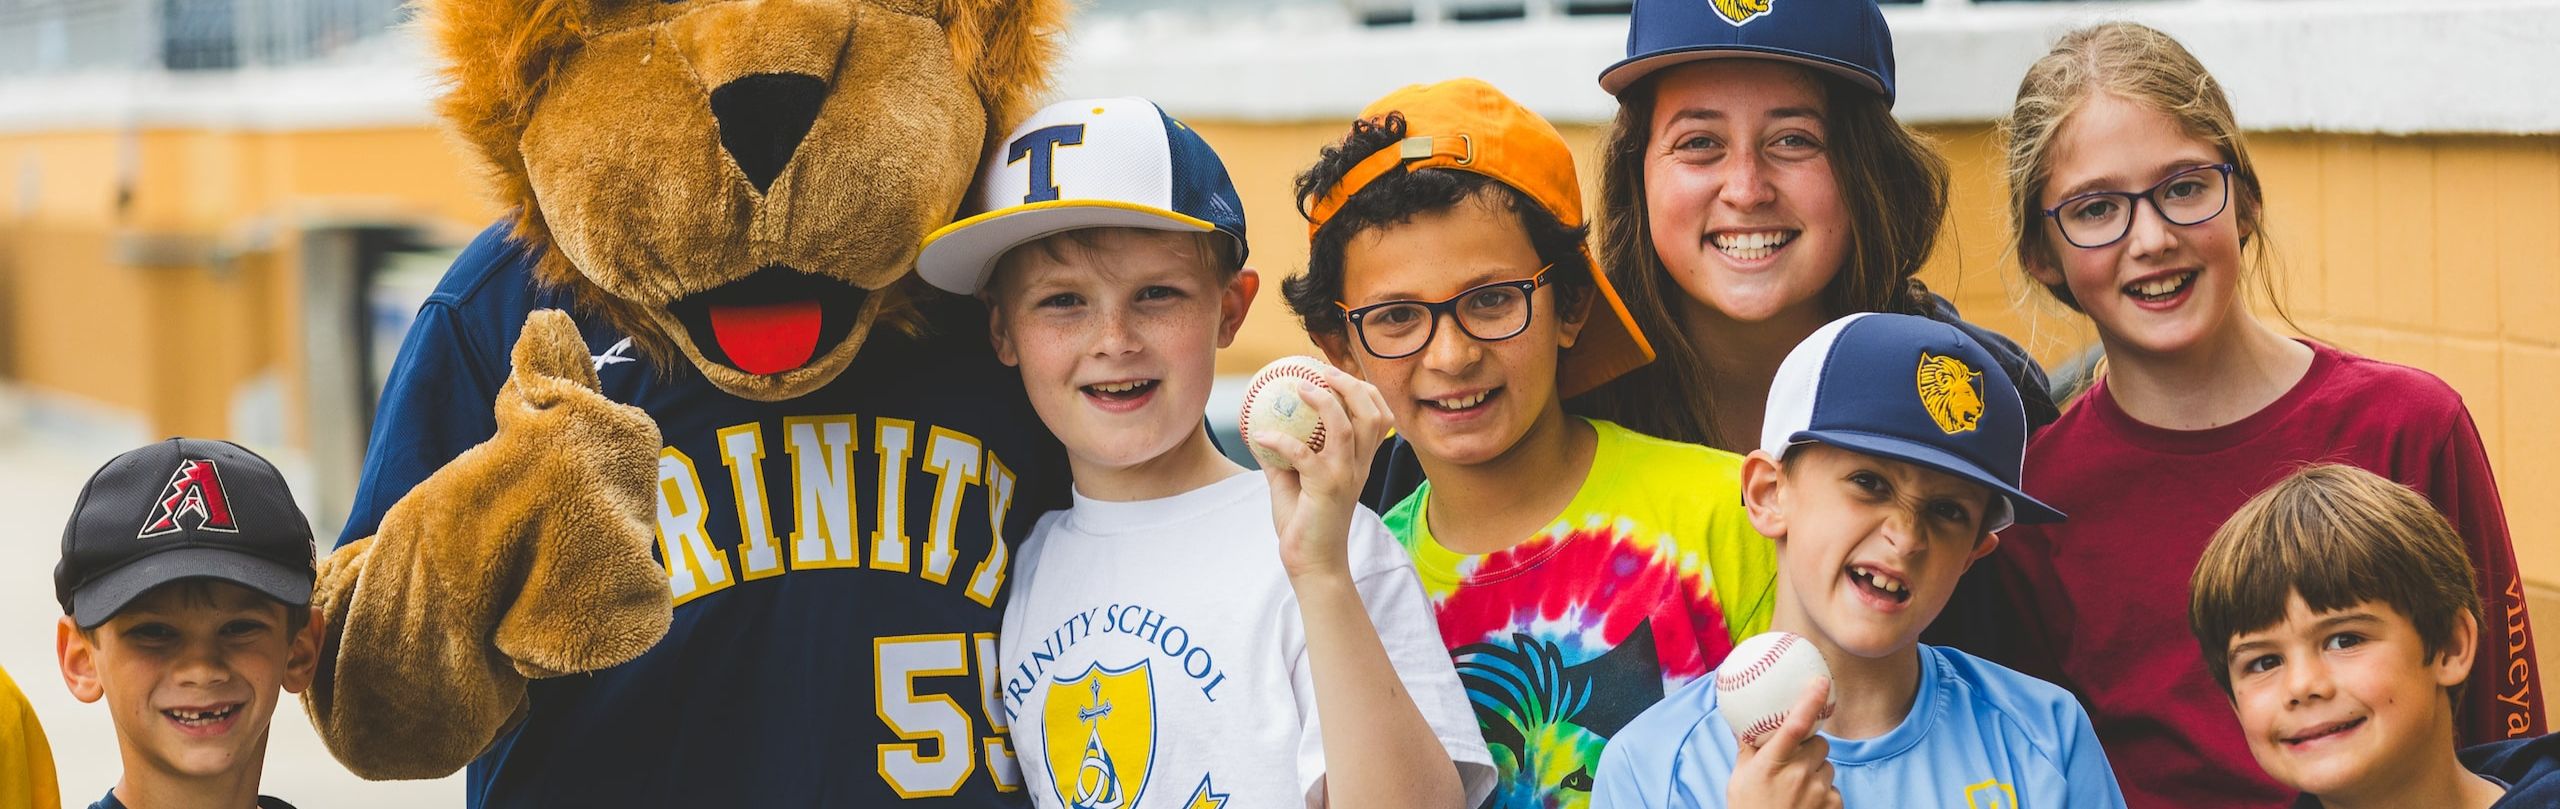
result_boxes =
[1916,351,1986,435]
[1045,661,1157,809]
[1710,0,1775,26]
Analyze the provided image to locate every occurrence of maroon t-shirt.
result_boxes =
[1988,341,2544,809]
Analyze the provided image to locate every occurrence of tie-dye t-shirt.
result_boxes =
[1381,418,1777,809]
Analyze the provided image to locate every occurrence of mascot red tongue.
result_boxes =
[709,300,823,374]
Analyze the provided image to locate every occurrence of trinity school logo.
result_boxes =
[1047,661,1155,809]
[139,459,238,538]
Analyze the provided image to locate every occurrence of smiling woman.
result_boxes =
[1571,0,2056,455]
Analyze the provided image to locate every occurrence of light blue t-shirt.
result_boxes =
[1591,644,2126,809]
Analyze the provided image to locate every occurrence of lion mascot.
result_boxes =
[303,0,1072,803]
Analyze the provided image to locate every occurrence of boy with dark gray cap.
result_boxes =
[53,438,320,809]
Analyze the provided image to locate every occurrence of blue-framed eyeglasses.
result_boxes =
[2043,163,2235,249]
[1335,266,1552,360]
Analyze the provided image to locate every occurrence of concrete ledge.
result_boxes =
[1056,0,2560,133]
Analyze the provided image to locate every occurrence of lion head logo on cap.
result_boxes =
[1711,0,1774,26]
[1917,352,1985,435]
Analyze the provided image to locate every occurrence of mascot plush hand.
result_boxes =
[306,0,1071,803]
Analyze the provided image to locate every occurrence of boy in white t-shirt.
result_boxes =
[916,97,1494,809]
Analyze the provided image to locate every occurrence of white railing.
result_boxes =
[1056,0,2560,134]
[0,0,405,76]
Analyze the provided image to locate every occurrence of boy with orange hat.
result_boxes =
[1281,78,1776,809]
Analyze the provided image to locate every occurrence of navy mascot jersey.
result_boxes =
[340,224,1069,807]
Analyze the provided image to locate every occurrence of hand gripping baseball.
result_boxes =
[1252,364,1392,582]
[304,310,670,779]
[1729,678,1842,809]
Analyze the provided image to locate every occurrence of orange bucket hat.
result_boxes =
[1304,78,1654,398]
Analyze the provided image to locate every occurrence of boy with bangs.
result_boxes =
[51,439,323,809]
[1592,313,2125,809]
[915,96,1491,809]
[2190,464,2560,809]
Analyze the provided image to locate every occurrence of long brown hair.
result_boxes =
[1573,66,1950,447]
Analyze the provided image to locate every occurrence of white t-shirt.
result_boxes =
[996,471,1495,809]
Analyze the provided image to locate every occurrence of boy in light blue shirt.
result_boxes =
[1590,313,2125,809]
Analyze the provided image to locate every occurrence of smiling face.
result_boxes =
[986,228,1252,484]
[1314,191,1589,470]
[2027,92,2255,361]
[434,0,1069,401]
[56,580,319,782]
[1743,444,1998,660]
[1641,59,1851,328]
[2224,594,2473,802]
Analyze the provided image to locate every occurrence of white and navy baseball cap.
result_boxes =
[1760,313,2064,533]
[1600,0,1897,103]
[917,97,1247,294]
[55,438,318,628]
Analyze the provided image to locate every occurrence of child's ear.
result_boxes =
[1554,283,1596,350]
[2432,610,2481,689]
[1311,331,1366,381]
[1216,268,1260,349]
[1963,528,2002,567]
[1741,450,1789,541]
[2022,249,2066,291]
[57,616,103,704]
[284,608,327,695]
[980,291,1019,367]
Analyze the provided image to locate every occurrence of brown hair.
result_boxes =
[1282,112,1596,341]
[1574,66,1948,447]
[1999,22,2276,311]
[2188,464,2482,699]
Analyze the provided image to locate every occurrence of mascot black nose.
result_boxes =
[710,73,828,194]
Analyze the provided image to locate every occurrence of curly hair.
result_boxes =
[1282,112,1594,339]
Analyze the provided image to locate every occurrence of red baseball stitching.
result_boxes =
[1717,633,1799,691]
[1737,713,1789,747]
[1241,361,1330,460]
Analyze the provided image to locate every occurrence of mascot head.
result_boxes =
[434,0,1069,400]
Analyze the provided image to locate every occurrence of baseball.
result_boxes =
[1716,631,1837,748]
[1239,356,1334,471]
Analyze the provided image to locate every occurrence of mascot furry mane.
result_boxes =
[430,0,1067,400]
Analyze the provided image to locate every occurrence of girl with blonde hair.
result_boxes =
[1983,21,2542,808]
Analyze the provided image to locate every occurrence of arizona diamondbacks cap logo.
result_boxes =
[1046,662,1155,809]
[1916,352,1985,435]
[139,459,239,538]
[1711,0,1774,26]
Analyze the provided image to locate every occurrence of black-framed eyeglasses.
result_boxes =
[1335,265,1552,360]
[2043,163,2235,249]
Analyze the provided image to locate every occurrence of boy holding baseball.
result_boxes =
[915,96,1491,809]
[1590,313,2125,809]
[2189,464,2560,809]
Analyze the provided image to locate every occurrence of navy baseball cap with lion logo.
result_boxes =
[1600,0,1897,103]
[1759,313,2063,533]
[55,438,317,628]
